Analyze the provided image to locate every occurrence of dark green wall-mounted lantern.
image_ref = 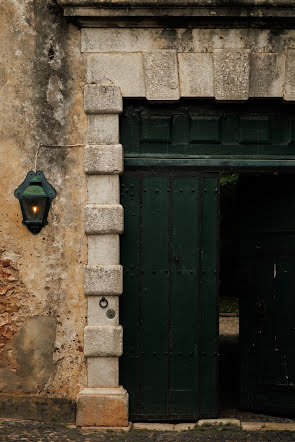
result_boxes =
[14,171,57,235]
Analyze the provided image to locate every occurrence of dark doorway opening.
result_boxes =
[219,172,295,417]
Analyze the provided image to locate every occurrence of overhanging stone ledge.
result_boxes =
[57,0,295,22]
[57,0,295,7]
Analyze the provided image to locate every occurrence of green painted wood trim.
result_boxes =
[124,158,295,168]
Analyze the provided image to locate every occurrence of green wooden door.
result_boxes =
[120,169,219,421]
[239,175,295,416]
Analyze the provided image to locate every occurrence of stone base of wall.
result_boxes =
[0,396,76,423]
[76,387,128,427]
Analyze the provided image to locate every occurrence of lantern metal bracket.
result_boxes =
[14,171,57,235]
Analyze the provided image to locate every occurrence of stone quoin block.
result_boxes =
[88,175,120,205]
[143,50,180,101]
[284,49,295,101]
[84,144,123,175]
[88,295,119,326]
[87,115,119,144]
[250,53,285,97]
[87,357,119,387]
[178,52,214,97]
[87,53,146,97]
[84,325,123,357]
[88,234,120,266]
[84,204,123,235]
[84,84,122,114]
[214,49,250,100]
[84,265,123,296]
[76,387,129,427]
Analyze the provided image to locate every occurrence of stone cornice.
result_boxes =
[57,0,295,6]
[57,0,295,26]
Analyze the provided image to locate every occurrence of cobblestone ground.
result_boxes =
[0,420,295,442]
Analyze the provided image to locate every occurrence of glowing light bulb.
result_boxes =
[32,206,38,214]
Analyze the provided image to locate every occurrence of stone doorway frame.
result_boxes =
[57,0,295,427]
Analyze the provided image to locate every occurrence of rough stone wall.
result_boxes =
[0,0,87,400]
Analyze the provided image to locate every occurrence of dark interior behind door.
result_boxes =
[239,175,295,416]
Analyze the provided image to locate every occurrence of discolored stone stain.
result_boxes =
[266,29,286,53]
[13,316,57,392]
[32,0,71,149]
[0,252,30,362]
[158,28,193,51]
[0,316,57,394]
[0,251,57,393]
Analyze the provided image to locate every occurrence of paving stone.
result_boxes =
[80,422,132,432]
[133,422,175,431]
[242,421,295,431]
[198,418,241,426]
[174,422,197,431]
[0,418,295,440]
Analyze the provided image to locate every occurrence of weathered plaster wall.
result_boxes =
[0,0,87,403]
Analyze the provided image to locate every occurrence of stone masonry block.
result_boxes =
[76,387,128,427]
[84,325,123,357]
[88,296,119,326]
[84,265,123,296]
[214,49,250,101]
[284,49,295,101]
[81,28,159,53]
[88,175,120,205]
[178,53,214,97]
[84,144,123,175]
[87,115,119,144]
[250,53,285,97]
[87,357,119,387]
[84,84,122,114]
[87,53,146,97]
[143,50,180,101]
[85,204,123,235]
[88,234,120,266]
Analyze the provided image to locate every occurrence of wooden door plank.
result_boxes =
[140,175,170,417]
[199,176,219,417]
[170,175,200,418]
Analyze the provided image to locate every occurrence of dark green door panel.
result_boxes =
[239,176,295,416]
[120,169,219,421]
[120,101,295,163]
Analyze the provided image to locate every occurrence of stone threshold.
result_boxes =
[78,419,295,432]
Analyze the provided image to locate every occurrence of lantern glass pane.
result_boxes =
[22,198,47,221]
